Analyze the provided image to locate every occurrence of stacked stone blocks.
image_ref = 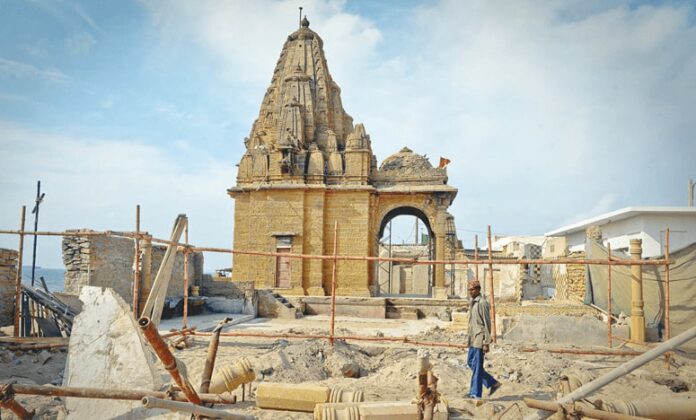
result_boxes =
[0,248,18,327]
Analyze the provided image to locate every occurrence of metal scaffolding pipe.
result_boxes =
[2,383,234,404]
[200,317,230,394]
[138,316,201,405]
[142,396,251,419]
[525,324,696,420]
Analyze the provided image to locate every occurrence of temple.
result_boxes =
[228,17,458,297]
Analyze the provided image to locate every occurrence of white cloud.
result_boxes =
[141,0,696,242]
[0,57,69,83]
[65,32,96,55]
[0,122,236,269]
[143,0,382,86]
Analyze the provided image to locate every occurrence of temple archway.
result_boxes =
[376,207,434,297]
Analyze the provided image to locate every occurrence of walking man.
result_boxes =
[466,280,501,399]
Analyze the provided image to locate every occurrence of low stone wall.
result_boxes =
[302,297,386,318]
[201,275,253,298]
[0,248,18,327]
[62,231,202,304]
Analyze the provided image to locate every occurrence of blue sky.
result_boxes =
[1,0,695,269]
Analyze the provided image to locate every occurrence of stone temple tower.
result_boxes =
[229,18,458,298]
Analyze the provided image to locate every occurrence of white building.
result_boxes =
[546,207,696,257]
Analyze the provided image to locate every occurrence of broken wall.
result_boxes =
[62,231,203,304]
[0,248,18,327]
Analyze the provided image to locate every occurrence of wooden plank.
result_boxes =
[141,214,187,327]
[0,336,69,344]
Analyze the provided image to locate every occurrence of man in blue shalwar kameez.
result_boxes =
[466,280,502,399]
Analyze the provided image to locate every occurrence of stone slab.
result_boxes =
[63,286,170,419]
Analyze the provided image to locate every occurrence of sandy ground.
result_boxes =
[2,316,696,419]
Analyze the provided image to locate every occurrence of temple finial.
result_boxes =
[299,7,303,29]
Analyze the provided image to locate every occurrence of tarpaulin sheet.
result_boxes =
[585,240,696,355]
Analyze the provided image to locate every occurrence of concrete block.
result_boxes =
[63,286,166,419]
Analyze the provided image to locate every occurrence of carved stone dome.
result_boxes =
[379,147,434,174]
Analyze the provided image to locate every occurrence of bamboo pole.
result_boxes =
[0,229,671,266]
[518,347,642,356]
[524,325,696,420]
[183,218,189,330]
[142,396,250,419]
[665,228,670,341]
[487,225,497,343]
[608,243,612,348]
[474,234,479,284]
[132,205,141,318]
[138,317,201,405]
[2,383,234,404]
[524,398,652,420]
[14,206,26,337]
[0,385,33,420]
[329,221,338,347]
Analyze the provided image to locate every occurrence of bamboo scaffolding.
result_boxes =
[329,221,338,347]
[1,383,234,404]
[0,384,33,420]
[0,228,672,266]
[132,205,141,318]
[142,396,249,419]
[665,228,670,341]
[487,225,497,343]
[524,398,652,420]
[608,243,612,348]
[183,219,189,329]
[13,206,26,337]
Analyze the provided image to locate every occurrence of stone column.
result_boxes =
[630,239,646,342]
[432,209,448,299]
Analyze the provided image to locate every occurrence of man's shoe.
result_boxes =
[489,382,502,396]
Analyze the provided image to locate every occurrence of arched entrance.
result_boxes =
[376,207,434,297]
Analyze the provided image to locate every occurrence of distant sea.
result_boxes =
[21,266,64,292]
